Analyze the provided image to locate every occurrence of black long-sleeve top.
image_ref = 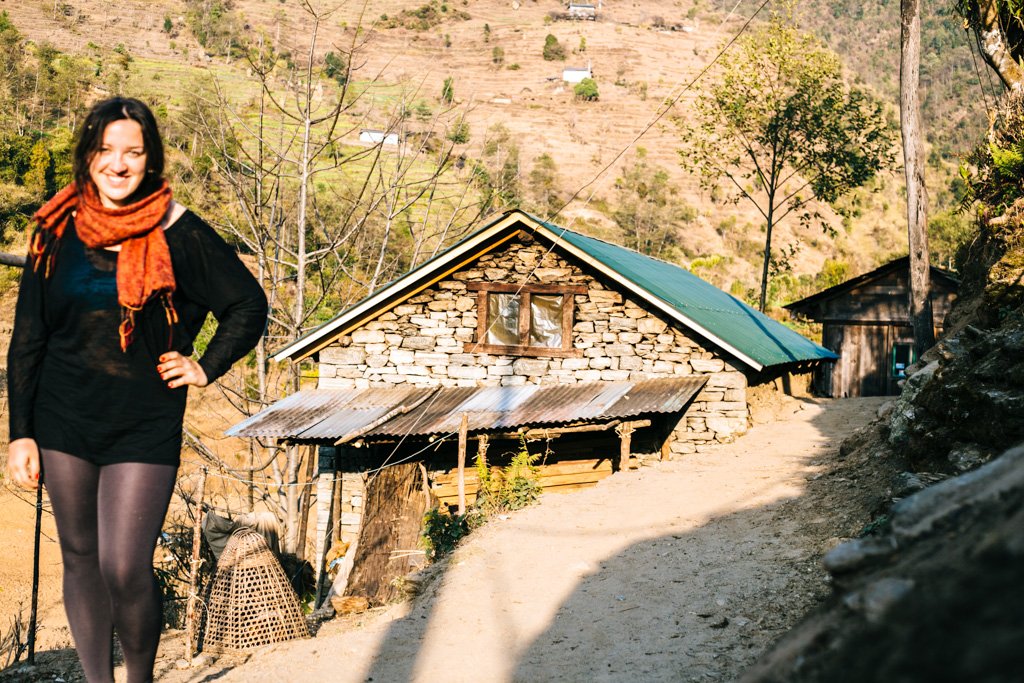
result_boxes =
[7,210,268,466]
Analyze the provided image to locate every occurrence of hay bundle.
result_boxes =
[201,529,308,652]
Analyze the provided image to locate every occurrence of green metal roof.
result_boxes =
[533,219,837,368]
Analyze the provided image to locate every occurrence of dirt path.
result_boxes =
[139,396,886,683]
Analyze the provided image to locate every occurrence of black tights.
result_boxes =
[41,449,177,683]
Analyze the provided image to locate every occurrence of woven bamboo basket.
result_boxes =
[201,529,309,652]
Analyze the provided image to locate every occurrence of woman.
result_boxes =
[5,97,267,683]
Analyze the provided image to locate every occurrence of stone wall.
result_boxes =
[318,233,750,455]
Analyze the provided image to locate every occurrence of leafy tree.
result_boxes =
[473,124,521,212]
[24,139,55,196]
[680,11,895,311]
[542,34,566,61]
[573,77,599,101]
[928,209,974,270]
[613,149,690,260]
[526,153,562,216]
[447,118,470,143]
[323,51,348,85]
[441,75,454,103]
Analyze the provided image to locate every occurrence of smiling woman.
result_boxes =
[5,97,268,683]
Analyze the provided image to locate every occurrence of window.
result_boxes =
[467,282,585,357]
[891,341,915,378]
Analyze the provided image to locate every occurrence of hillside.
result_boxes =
[0,0,986,301]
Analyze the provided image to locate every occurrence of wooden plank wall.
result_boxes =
[429,457,614,508]
[824,323,915,397]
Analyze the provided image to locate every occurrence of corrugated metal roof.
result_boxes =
[227,377,707,442]
[226,386,435,439]
[370,377,706,437]
[272,210,836,370]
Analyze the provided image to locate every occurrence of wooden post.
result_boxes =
[332,469,344,544]
[615,422,635,471]
[457,413,469,514]
[312,467,334,609]
[477,433,489,466]
[418,462,432,510]
[296,445,316,561]
[184,467,208,665]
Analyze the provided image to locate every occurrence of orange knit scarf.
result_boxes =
[31,180,178,350]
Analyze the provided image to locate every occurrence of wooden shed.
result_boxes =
[785,257,959,397]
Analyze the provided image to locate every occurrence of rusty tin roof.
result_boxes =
[227,377,707,442]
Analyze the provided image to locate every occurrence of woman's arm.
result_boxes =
[168,215,268,386]
[6,249,49,489]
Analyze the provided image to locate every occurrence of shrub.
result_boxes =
[574,77,599,101]
[542,34,566,61]
[421,508,470,560]
[492,45,504,65]
[440,76,454,103]
[324,51,347,85]
[447,119,470,144]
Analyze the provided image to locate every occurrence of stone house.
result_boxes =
[230,210,835,578]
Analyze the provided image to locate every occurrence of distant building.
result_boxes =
[562,63,592,83]
[568,2,598,20]
[359,129,399,146]
[785,257,959,397]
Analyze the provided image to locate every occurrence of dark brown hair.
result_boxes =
[73,97,165,200]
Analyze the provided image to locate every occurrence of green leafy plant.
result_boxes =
[440,75,455,103]
[474,436,541,515]
[422,508,471,560]
[573,77,599,101]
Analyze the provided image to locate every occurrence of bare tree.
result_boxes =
[181,0,484,554]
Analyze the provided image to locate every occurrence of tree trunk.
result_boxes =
[900,0,935,357]
[970,0,1024,90]
[758,196,776,313]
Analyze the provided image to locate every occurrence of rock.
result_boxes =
[947,442,989,473]
[892,472,929,498]
[822,536,898,575]
[877,400,896,419]
[332,595,370,615]
[892,444,1024,543]
[842,577,915,624]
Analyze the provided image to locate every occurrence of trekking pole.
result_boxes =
[28,481,42,664]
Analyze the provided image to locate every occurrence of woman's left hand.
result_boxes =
[157,351,209,389]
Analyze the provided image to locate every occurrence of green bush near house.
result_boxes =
[574,77,599,101]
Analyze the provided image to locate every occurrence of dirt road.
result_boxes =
[138,396,886,683]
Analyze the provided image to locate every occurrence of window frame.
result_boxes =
[465,282,586,357]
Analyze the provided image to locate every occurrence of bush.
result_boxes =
[440,76,454,103]
[324,51,347,85]
[421,508,470,560]
[542,34,566,61]
[492,45,504,65]
[447,119,470,144]
[574,77,599,101]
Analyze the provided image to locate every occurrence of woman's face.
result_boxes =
[88,119,148,208]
